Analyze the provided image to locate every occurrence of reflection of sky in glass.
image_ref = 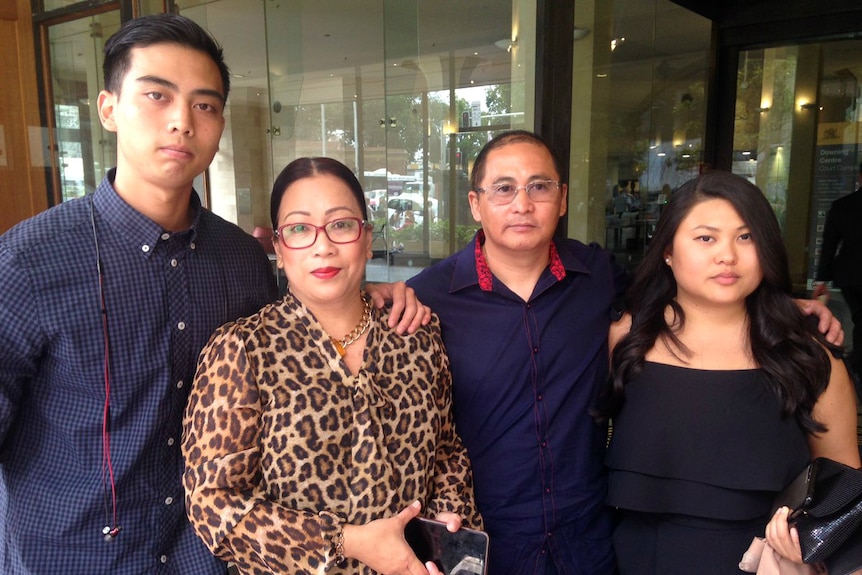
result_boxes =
[54,106,86,197]
[62,158,85,184]
[56,104,80,130]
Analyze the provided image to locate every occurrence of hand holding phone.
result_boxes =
[404,517,489,575]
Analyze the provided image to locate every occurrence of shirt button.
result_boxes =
[141,244,151,253]
[176,380,184,389]
[533,346,539,353]
[177,321,186,331]
[160,555,168,564]
[170,258,178,268]
[537,394,543,401]
[541,441,547,447]
[165,496,174,505]
[161,232,171,241]
[545,487,551,493]
[190,242,196,250]
[167,437,175,446]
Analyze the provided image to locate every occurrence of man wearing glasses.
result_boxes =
[407,130,622,575]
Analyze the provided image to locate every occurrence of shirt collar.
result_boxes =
[93,168,203,257]
[451,229,570,293]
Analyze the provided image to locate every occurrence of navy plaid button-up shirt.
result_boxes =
[0,171,277,574]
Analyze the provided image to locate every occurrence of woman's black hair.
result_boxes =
[270,157,368,230]
[103,13,230,102]
[604,170,836,434]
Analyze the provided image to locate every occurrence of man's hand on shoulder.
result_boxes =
[366,282,431,335]
[811,281,829,302]
[796,296,843,345]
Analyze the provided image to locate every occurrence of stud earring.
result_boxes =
[665,257,671,264]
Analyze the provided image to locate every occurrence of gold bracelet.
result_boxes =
[330,529,346,567]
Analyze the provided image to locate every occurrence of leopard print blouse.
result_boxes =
[182,292,481,574]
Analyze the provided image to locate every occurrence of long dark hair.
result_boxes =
[270,157,368,230]
[606,170,835,434]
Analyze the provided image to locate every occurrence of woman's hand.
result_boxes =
[765,506,804,563]
[366,282,432,334]
[342,500,433,575]
[432,511,463,533]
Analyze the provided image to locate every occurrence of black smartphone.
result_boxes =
[404,517,489,575]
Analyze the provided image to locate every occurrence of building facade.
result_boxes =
[3,0,862,294]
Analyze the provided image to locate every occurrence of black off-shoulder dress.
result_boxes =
[606,362,810,575]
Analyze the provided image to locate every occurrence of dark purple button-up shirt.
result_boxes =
[408,231,625,575]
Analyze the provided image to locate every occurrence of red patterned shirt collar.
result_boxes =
[474,229,566,292]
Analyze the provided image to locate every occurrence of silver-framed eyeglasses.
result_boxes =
[475,179,562,205]
[274,217,372,249]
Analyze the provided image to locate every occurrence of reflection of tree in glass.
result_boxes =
[733,49,797,153]
[485,83,526,128]
[673,81,704,144]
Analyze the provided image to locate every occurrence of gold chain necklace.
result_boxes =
[331,296,372,357]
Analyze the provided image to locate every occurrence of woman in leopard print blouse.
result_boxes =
[182,157,481,575]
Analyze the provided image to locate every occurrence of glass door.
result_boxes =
[41,8,121,202]
[731,38,862,370]
[263,0,534,280]
[731,40,862,285]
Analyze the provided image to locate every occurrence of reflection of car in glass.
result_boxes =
[365,188,387,211]
[388,197,423,229]
[363,169,415,198]
[387,194,439,229]
[403,181,436,198]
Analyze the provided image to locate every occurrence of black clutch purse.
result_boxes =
[773,457,862,575]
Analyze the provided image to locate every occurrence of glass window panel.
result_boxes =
[807,40,862,291]
[139,1,164,16]
[731,47,802,231]
[570,0,711,274]
[47,10,121,201]
[258,0,534,281]
[162,0,535,279]
[734,41,862,276]
[178,0,271,224]
[732,38,862,320]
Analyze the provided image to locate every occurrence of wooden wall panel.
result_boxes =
[0,0,48,234]
[0,0,17,20]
